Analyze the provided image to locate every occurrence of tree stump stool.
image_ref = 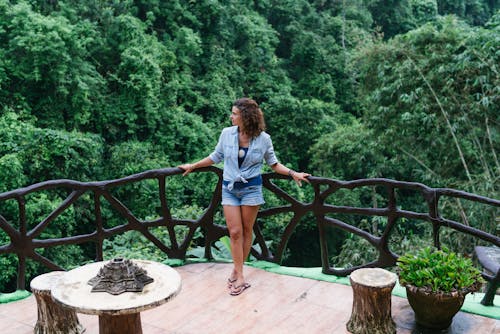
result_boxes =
[30,271,85,334]
[346,268,397,334]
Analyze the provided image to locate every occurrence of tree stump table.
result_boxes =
[51,259,181,334]
[346,268,397,334]
[30,271,85,334]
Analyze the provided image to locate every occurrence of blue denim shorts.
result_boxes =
[221,185,265,206]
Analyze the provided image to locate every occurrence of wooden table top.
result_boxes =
[51,259,181,316]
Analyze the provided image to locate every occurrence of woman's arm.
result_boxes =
[271,163,311,187]
[178,156,215,176]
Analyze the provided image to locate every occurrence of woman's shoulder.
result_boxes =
[221,126,238,134]
[257,130,271,140]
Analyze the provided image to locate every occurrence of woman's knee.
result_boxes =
[241,221,254,235]
[228,225,243,240]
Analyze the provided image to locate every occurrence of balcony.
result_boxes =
[1,261,498,334]
[0,167,499,333]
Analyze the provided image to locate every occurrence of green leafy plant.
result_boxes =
[397,246,484,294]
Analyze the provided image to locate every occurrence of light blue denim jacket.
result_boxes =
[209,126,278,190]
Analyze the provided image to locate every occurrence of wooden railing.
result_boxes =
[1,167,499,290]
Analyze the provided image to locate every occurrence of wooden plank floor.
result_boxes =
[0,262,498,334]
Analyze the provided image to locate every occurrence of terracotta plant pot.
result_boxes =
[405,285,467,330]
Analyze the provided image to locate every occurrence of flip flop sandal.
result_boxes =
[230,283,251,296]
[227,278,237,288]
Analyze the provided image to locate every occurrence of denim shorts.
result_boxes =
[221,185,265,206]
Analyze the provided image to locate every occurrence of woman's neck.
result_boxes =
[238,131,250,147]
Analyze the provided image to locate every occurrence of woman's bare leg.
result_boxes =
[224,205,259,291]
[241,205,259,262]
[224,205,244,283]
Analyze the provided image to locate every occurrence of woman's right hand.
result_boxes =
[178,157,213,176]
[178,163,195,176]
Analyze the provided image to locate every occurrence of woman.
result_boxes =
[179,98,310,296]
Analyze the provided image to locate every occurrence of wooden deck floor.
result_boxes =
[0,262,498,334]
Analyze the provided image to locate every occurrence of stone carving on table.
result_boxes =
[87,257,154,295]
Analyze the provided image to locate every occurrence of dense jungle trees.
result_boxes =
[0,1,498,290]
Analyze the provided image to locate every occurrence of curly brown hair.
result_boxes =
[233,97,266,138]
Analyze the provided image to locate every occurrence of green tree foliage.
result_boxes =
[0,112,104,183]
[365,0,496,38]
[0,153,26,193]
[410,0,439,26]
[366,0,417,38]
[309,118,386,180]
[0,1,106,130]
[99,15,174,141]
[356,15,499,193]
[264,96,340,170]
[0,0,498,288]
[437,0,497,26]
[353,15,499,255]
[257,0,371,114]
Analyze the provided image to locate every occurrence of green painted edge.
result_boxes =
[175,258,498,319]
[246,260,499,320]
[0,290,31,304]
[3,259,498,319]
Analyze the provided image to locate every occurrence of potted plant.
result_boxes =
[396,246,484,330]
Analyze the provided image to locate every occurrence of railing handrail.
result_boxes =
[1,167,499,290]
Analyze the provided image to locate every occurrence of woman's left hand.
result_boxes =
[291,171,311,187]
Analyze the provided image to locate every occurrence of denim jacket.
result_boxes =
[209,126,278,190]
